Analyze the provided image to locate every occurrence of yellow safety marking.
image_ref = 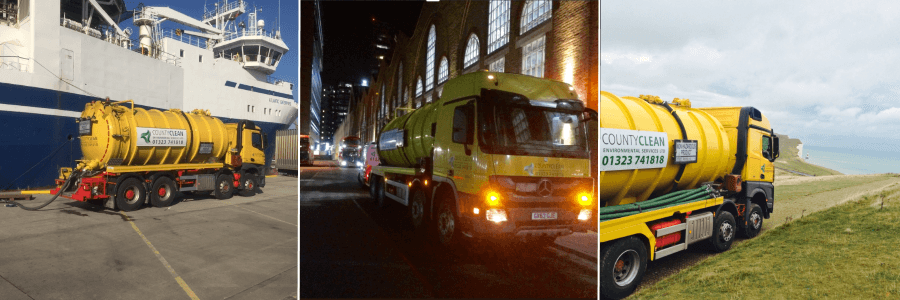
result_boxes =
[265,175,277,178]
[20,190,52,194]
[120,212,200,300]
[233,205,297,227]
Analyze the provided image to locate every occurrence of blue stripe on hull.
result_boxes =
[0,85,290,189]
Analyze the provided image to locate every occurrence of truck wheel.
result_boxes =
[409,189,426,231]
[150,177,178,207]
[434,199,461,247]
[214,174,234,200]
[708,211,736,252]
[741,204,763,238]
[600,236,647,300]
[371,176,385,208]
[116,178,146,211]
[239,175,258,197]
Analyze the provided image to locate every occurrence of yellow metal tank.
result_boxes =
[78,100,229,170]
[600,91,732,206]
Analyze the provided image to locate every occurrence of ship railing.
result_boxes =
[60,18,132,49]
[0,55,29,72]
[162,29,210,49]
[266,75,293,87]
[203,0,245,21]
[223,28,280,41]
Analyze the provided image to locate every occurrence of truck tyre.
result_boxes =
[434,199,461,247]
[116,178,146,211]
[239,175,258,197]
[371,176,385,208]
[409,189,426,231]
[600,236,647,300]
[214,174,234,200]
[708,211,736,252]
[150,177,178,207]
[741,204,763,238]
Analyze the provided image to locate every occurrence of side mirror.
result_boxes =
[773,135,780,159]
[583,108,598,122]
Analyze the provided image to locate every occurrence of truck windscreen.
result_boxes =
[478,90,588,159]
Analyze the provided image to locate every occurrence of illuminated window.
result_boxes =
[416,76,423,97]
[438,57,449,84]
[489,57,505,72]
[520,0,551,34]
[464,34,479,68]
[381,84,386,120]
[488,0,510,53]
[426,25,436,91]
[521,36,545,77]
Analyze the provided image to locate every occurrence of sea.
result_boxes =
[802,145,900,175]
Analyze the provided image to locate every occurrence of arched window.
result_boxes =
[520,0,551,34]
[415,76,423,97]
[464,34,480,69]
[438,57,449,84]
[487,0,510,53]
[425,25,436,92]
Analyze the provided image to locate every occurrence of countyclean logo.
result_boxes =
[136,127,187,147]
[140,130,152,143]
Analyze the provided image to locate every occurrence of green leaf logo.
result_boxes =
[141,130,151,143]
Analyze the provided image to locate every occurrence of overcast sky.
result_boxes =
[601,0,900,152]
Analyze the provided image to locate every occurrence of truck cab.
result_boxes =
[371,72,595,246]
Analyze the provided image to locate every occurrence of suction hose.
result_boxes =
[2,169,81,211]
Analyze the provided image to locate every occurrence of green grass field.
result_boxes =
[631,183,900,299]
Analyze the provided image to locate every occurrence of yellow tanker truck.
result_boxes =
[599,92,780,299]
[369,72,595,247]
[45,100,269,211]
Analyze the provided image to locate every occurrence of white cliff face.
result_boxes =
[797,143,804,159]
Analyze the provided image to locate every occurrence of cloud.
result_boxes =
[601,0,900,150]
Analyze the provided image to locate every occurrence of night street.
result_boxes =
[299,160,597,298]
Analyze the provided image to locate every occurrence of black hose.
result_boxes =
[2,169,80,211]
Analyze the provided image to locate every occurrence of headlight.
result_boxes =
[356,161,363,167]
[486,209,507,223]
[577,209,592,221]
[340,161,347,166]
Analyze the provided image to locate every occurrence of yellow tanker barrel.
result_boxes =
[78,100,229,170]
[600,91,732,206]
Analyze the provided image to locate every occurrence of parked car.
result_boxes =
[357,142,379,188]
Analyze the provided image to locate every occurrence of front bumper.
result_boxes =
[462,207,593,240]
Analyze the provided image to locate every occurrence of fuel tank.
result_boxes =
[77,100,229,170]
[600,91,732,206]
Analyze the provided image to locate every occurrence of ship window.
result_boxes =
[248,105,251,112]
[199,55,203,62]
[18,0,29,22]
[180,50,184,57]
[245,46,259,62]
[271,51,282,66]
[260,46,270,64]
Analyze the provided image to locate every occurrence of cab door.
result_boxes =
[435,98,478,194]
[241,128,267,165]
[746,128,775,182]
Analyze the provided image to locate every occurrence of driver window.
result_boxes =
[762,135,771,159]
[252,132,262,149]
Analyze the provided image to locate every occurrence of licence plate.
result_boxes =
[532,212,558,220]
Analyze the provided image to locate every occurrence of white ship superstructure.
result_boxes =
[0,0,297,189]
